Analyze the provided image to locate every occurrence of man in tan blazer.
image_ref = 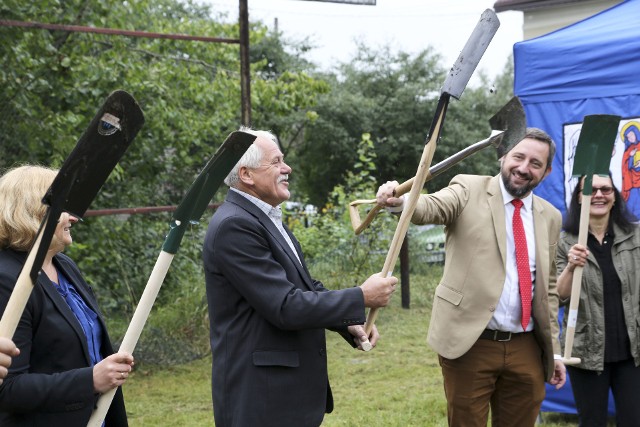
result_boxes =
[377,128,566,427]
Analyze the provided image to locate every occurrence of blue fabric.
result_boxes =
[514,0,640,219]
[542,310,615,416]
[55,272,103,366]
[513,1,640,415]
[514,0,640,103]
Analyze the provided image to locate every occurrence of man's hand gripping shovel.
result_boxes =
[361,9,500,351]
[561,114,620,365]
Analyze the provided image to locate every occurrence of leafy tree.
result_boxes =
[295,43,444,206]
[295,44,514,206]
[248,28,329,169]
[0,0,329,321]
[291,133,395,289]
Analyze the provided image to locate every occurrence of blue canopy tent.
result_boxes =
[514,0,640,416]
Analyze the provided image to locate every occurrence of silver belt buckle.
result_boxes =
[496,331,512,342]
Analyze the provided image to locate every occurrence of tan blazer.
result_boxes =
[412,174,562,380]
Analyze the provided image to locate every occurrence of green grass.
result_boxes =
[121,267,594,426]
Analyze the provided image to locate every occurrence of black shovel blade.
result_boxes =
[172,131,255,225]
[162,131,255,254]
[572,114,620,193]
[173,131,256,221]
[43,90,145,218]
[489,96,526,158]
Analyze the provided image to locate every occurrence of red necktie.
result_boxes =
[511,199,531,331]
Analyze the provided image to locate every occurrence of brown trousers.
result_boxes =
[439,332,546,427]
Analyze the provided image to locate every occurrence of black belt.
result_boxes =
[479,329,528,342]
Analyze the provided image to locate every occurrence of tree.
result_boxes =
[295,44,514,206]
[0,0,330,317]
[293,43,440,206]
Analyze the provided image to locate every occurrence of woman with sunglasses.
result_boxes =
[556,173,640,427]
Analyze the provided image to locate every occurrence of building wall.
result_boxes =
[522,0,622,39]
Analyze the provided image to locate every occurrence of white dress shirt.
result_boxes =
[485,179,536,333]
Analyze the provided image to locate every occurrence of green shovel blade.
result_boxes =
[162,130,255,254]
[572,114,621,194]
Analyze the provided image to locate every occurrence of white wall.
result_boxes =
[523,0,621,39]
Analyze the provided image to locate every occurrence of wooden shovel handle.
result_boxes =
[393,177,415,197]
[361,105,445,349]
[348,171,433,236]
[348,132,502,235]
[0,224,46,338]
[87,250,175,427]
[348,199,381,235]
[561,194,590,366]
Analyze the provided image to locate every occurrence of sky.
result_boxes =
[205,0,524,87]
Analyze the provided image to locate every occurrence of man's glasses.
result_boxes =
[581,186,614,195]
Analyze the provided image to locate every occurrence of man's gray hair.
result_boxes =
[224,126,279,188]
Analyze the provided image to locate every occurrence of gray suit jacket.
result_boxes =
[203,190,366,427]
[412,174,562,380]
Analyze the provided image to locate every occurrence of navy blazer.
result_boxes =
[203,190,366,427]
[0,249,127,427]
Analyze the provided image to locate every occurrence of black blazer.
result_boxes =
[203,190,366,427]
[0,249,127,427]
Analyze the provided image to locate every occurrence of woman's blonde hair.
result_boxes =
[0,165,58,251]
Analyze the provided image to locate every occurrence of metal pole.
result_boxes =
[239,0,251,126]
[0,19,239,44]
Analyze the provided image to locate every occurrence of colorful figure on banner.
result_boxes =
[620,122,640,214]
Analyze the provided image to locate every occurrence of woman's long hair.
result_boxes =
[563,173,637,235]
[0,165,57,251]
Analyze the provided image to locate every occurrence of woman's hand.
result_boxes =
[567,244,589,272]
[0,337,19,384]
[93,352,135,393]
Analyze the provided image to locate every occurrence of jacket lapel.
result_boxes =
[532,197,550,301]
[226,191,315,289]
[41,259,93,364]
[488,176,507,267]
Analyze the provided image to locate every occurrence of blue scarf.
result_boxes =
[55,272,104,366]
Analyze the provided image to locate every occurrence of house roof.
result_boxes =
[493,0,583,12]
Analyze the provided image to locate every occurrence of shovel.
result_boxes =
[361,9,500,350]
[0,90,144,339]
[561,114,620,366]
[348,96,525,234]
[87,130,255,427]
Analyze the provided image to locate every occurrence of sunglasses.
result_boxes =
[580,186,614,195]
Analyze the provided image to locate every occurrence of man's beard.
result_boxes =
[501,169,535,198]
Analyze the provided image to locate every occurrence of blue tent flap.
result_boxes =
[515,0,640,103]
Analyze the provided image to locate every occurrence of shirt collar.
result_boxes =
[499,176,533,211]
[230,187,282,219]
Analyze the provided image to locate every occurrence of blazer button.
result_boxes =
[319,348,325,356]
[489,305,496,312]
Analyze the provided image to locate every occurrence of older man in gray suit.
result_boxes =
[203,127,397,427]
[377,128,566,427]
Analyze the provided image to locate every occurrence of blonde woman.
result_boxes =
[0,165,133,426]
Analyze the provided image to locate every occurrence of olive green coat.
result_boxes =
[557,224,640,371]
